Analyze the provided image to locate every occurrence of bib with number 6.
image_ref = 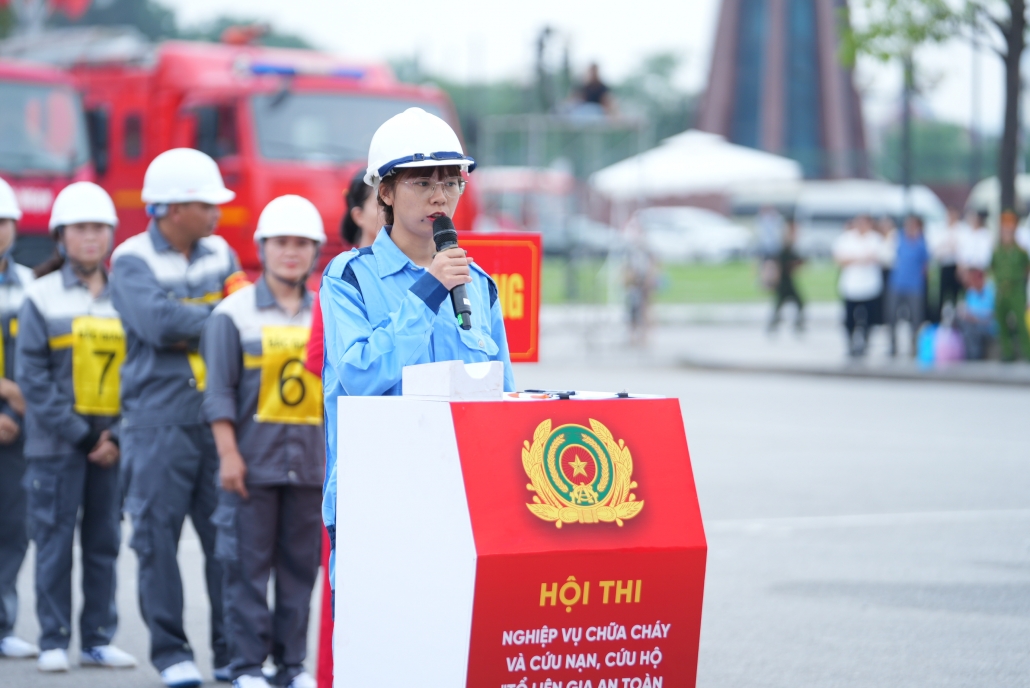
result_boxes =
[71,316,125,416]
[253,325,321,425]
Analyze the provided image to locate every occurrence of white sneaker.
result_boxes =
[233,675,272,688]
[37,648,70,672]
[0,635,39,658]
[161,660,204,687]
[81,644,138,668]
[285,671,316,688]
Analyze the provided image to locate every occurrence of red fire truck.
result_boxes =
[68,38,478,272]
[0,59,93,265]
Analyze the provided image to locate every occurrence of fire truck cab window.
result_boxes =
[0,80,90,174]
[123,113,142,159]
[194,105,239,159]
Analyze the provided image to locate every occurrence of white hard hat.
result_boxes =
[0,178,22,221]
[142,148,236,205]
[364,107,475,186]
[254,195,327,244]
[49,182,118,234]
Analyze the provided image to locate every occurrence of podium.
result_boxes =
[334,363,707,687]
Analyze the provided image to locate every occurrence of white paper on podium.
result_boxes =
[401,360,503,401]
[335,395,476,687]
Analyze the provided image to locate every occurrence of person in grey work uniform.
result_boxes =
[110,149,246,687]
[0,177,38,661]
[18,182,137,672]
[202,196,325,688]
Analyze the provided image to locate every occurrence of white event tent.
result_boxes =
[591,129,803,202]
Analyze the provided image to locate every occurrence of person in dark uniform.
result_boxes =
[991,209,1030,361]
[18,182,136,673]
[0,178,37,661]
[202,196,326,688]
[767,217,805,333]
[110,149,244,687]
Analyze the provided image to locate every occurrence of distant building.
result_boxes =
[697,0,868,180]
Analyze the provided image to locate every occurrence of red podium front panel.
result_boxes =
[455,400,705,688]
[335,395,705,688]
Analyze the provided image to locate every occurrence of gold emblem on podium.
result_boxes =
[522,419,644,528]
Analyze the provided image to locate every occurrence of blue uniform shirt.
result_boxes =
[889,233,929,295]
[320,228,515,582]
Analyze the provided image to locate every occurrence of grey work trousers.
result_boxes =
[24,452,120,650]
[212,485,322,683]
[122,423,227,672]
[887,290,926,356]
[0,440,27,638]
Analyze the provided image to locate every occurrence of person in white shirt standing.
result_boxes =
[957,210,994,280]
[833,215,887,357]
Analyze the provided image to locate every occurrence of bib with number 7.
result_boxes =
[254,325,322,425]
[71,316,125,416]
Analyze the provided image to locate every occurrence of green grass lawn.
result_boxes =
[542,258,840,304]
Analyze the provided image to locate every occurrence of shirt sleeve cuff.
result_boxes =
[201,394,237,424]
[408,272,449,313]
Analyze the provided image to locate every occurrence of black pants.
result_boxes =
[938,265,960,317]
[769,282,805,330]
[844,297,880,355]
[213,485,322,683]
[25,453,120,650]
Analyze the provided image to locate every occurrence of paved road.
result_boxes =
[6,360,1028,686]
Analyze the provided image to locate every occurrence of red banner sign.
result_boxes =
[458,231,541,363]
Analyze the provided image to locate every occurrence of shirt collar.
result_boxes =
[60,259,109,296]
[255,274,312,312]
[370,226,425,278]
[0,252,21,285]
[147,221,213,259]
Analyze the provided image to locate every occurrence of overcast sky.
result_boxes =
[171,0,1007,136]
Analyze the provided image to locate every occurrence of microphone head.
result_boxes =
[432,215,458,251]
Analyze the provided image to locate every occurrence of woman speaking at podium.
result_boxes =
[319,108,515,589]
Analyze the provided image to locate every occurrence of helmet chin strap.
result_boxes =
[266,269,306,289]
[69,258,102,277]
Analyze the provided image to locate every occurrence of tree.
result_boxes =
[613,52,697,142]
[844,0,1028,211]
[47,0,177,39]
[179,16,313,49]
[48,0,314,48]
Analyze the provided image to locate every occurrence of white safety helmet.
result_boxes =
[141,148,236,205]
[49,182,118,236]
[253,195,327,245]
[0,178,22,222]
[364,107,475,187]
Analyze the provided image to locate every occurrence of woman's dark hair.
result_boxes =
[341,171,374,247]
[376,165,461,228]
[34,240,64,278]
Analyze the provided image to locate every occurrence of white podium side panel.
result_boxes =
[335,397,476,687]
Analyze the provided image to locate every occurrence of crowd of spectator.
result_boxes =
[830,208,1030,362]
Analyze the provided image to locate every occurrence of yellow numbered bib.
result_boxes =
[0,318,12,379]
[254,325,322,425]
[71,316,125,416]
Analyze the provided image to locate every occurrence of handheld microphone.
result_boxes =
[432,215,472,330]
